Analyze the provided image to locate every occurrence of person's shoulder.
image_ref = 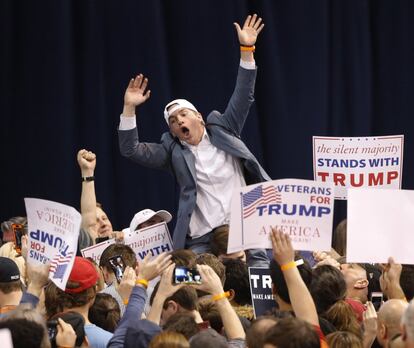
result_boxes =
[160,131,174,144]
[85,323,113,338]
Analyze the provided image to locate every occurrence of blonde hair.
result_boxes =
[326,331,363,348]
[149,331,189,348]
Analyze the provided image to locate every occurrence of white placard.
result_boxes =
[81,238,116,264]
[313,135,404,199]
[124,222,173,261]
[228,179,334,253]
[347,188,414,264]
[0,329,13,348]
[25,198,81,290]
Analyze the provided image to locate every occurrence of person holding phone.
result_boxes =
[118,14,269,264]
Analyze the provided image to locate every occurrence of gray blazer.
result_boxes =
[119,66,271,249]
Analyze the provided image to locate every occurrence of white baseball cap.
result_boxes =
[163,99,198,124]
[129,209,172,232]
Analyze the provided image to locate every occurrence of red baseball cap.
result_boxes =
[65,257,98,294]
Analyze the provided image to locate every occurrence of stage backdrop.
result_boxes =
[1,0,414,234]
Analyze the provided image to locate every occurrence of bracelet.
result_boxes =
[136,279,148,289]
[212,291,230,302]
[82,176,95,182]
[123,298,129,305]
[281,259,304,271]
[240,45,255,52]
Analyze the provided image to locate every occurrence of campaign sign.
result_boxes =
[25,198,81,290]
[249,267,277,318]
[228,179,334,253]
[81,238,116,264]
[347,188,414,264]
[123,222,173,261]
[313,135,404,199]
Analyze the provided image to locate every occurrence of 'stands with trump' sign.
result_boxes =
[25,198,81,291]
[228,179,334,253]
[313,135,404,199]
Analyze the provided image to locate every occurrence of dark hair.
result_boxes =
[332,219,347,256]
[198,300,223,333]
[310,265,347,314]
[195,253,225,285]
[170,249,197,268]
[150,284,198,312]
[89,293,121,333]
[326,331,363,348]
[163,312,200,339]
[269,256,312,304]
[44,281,96,318]
[222,258,251,305]
[210,226,229,257]
[0,318,46,348]
[400,265,414,301]
[263,317,320,348]
[246,316,279,348]
[99,244,137,272]
[0,280,23,294]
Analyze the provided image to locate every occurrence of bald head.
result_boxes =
[402,299,414,344]
[377,299,408,347]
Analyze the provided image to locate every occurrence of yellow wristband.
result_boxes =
[281,259,304,271]
[212,291,230,302]
[240,45,255,52]
[123,298,129,305]
[136,279,148,289]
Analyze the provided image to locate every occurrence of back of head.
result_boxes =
[400,265,414,301]
[195,253,225,285]
[189,328,227,348]
[0,318,48,348]
[163,312,200,340]
[0,256,22,296]
[246,316,278,348]
[99,244,137,270]
[50,311,86,347]
[210,226,229,257]
[89,293,121,333]
[402,299,414,343]
[311,265,347,314]
[326,331,363,348]
[270,257,312,305]
[150,331,189,348]
[198,300,223,333]
[222,258,251,306]
[333,219,347,257]
[323,300,361,337]
[170,249,197,268]
[263,317,320,348]
[150,284,198,311]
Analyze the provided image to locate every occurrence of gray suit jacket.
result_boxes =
[119,66,271,249]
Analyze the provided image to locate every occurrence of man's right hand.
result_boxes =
[77,149,96,177]
[123,74,151,116]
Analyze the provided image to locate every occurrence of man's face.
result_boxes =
[168,107,204,145]
[96,207,113,237]
[137,215,164,230]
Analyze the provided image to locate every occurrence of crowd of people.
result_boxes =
[1,13,414,348]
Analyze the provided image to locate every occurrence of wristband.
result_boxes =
[212,291,230,302]
[281,259,304,271]
[240,45,255,52]
[136,279,148,289]
[123,298,129,305]
[82,176,95,182]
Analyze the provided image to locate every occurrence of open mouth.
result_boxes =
[180,126,190,137]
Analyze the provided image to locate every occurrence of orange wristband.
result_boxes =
[136,279,148,289]
[240,45,255,52]
[212,291,230,302]
[123,298,129,305]
[281,259,304,271]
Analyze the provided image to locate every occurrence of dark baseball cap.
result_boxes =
[0,257,20,282]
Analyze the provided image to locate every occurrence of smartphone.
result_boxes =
[108,255,125,283]
[47,319,58,341]
[371,291,383,311]
[11,223,24,255]
[173,266,202,285]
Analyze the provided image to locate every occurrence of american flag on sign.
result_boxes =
[50,251,74,280]
[242,185,282,219]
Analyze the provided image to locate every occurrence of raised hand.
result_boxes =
[77,149,96,177]
[270,227,295,266]
[234,14,265,46]
[137,252,172,282]
[124,74,151,107]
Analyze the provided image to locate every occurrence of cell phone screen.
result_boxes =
[11,223,24,254]
[371,291,383,311]
[47,320,58,341]
[173,266,202,284]
[108,255,125,283]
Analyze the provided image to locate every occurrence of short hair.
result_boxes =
[400,265,414,301]
[149,331,189,348]
[0,280,23,294]
[263,317,320,348]
[222,258,251,305]
[332,219,347,256]
[246,316,279,348]
[163,312,200,340]
[89,293,121,333]
[270,257,312,304]
[150,284,198,312]
[44,281,96,318]
[99,244,137,272]
[170,249,197,268]
[210,226,229,257]
[310,265,347,314]
[0,318,48,348]
[402,299,414,342]
[198,300,223,333]
[326,331,363,348]
[195,253,225,285]
[323,300,362,337]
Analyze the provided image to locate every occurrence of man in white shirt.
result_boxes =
[118,14,269,261]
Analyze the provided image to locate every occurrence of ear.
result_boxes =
[354,279,369,289]
[379,323,387,339]
[228,289,236,301]
[167,300,179,314]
